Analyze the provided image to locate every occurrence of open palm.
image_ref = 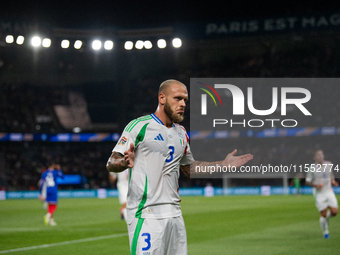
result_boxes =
[221,149,253,168]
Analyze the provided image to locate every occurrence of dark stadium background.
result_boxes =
[2,1,339,27]
[1,1,340,191]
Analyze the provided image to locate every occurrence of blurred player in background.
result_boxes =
[305,150,339,239]
[37,166,48,209]
[107,79,253,255]
[290,173,303,196]
[39,163,64,226]
[109,169,129,221]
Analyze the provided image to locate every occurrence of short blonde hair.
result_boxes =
[158,79,185,95]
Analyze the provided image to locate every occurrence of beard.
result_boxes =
[164,100,184,123]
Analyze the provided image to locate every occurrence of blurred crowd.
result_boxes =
[1,135,339,191]
[0,142,113,191]
[0,84,67,133]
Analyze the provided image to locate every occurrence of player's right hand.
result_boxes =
[124,143,135,168]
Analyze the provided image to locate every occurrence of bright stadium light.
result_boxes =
[74,40,82,49]
[157,39,166,49]
[92,40,102,50]
[73,127,81,133]
[16,36,24,45]
[5,35,14,43]
[144,40,152,49]
[172,38,182,48]
[135,40,143,49]
[42,38,51,48]
[61,40,70,49]
[32,36,42,47]
[104,40,113,50]
[124,41,133,50]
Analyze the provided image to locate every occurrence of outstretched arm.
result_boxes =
[106,143,135,173]
[180,149,253,177]
[180,161,222,177]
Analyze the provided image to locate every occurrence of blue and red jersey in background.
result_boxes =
[39,168,64,204]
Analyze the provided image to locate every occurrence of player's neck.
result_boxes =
[154,109,173,128]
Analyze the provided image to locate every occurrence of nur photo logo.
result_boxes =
[197,82,223,115]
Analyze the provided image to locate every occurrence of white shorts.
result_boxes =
[128,216,187,255]
[118,185,128,205]
[315,191,338,211]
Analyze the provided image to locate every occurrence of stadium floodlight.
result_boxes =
[32,36,42,47]
[16,36,24,45]
[104,40,113,50]
[124,41,133,50]
[172,38,182,48]
[144,40,152,49]
[157,39,166,49]
[61,40,70,49]
[135,40,143,49]
[74,40,82,49]
[73,127,81,133]
[42,38,51,48]
[5,35,14,43]
[92,40,102,50]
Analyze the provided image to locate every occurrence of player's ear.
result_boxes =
[159,92,166,105]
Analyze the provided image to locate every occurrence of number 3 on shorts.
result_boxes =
[141,233,151,251]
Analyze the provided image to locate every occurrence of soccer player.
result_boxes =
[305,150,339,239]
[109,169,129,221]
[290,173,303,196]
[37,167,48,210]
[39,163,64,226]
[106,79,253,255]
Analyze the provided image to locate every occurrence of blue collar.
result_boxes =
[151,113,164,125]
[150,113,175,127]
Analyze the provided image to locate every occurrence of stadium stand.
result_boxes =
[1,19,340,191]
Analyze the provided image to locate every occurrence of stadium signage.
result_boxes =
[205,13,340,36]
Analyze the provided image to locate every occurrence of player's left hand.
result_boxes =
[39,195,45,202]
[221,149,253,168]
[124,143,135,168]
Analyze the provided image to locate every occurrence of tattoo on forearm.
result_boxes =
[180,165,190,177]
[106,152,128,172]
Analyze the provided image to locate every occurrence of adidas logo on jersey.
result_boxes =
[154,134,164,141]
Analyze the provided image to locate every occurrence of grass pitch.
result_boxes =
[0,195,339,254]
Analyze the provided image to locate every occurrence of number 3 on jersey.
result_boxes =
[166,146,175,163]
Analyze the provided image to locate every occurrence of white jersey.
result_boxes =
[305,161,335,195]
[113,114,195,224]
[305,161,338,211]
[111,169,129,191]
